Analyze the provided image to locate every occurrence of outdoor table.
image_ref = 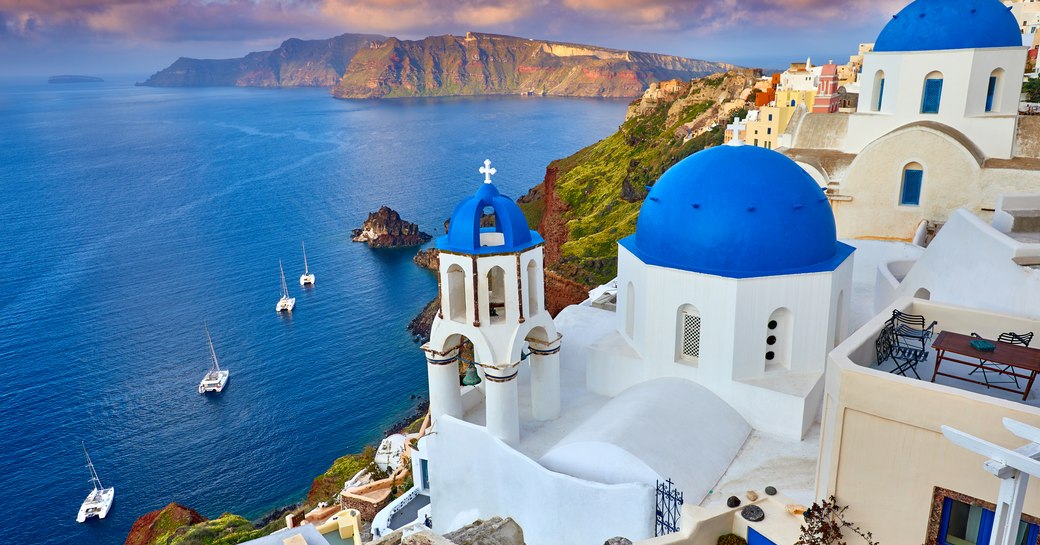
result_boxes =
[931,331,1040,400]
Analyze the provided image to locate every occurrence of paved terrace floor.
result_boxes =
[389,494,430,530]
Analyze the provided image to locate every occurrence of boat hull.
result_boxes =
[276,296,296,313]
[76,487,114,523]
[198,370,230,394]
[300,273,315,286]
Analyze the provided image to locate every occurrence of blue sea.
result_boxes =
[0,76,627,545]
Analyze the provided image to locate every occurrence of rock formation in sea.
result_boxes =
[139,33,386,87]
[140,31,735,99]
[352,206,432,248]
[124,503,205,545]
[413,248,440,271]
[334,32,736,99]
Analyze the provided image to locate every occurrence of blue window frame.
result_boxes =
[901,169,923,206]
[877,78,886,111]
[987,76,998,112]
[922,78,943,114]
[768,113,773,121]
[767,128,772,135]
[938,497,1040,545]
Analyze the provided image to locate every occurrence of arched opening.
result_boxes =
[914,287,931,300]
[675,303,701,366]
[834,290,846,348]
[900,162,924,207]
[479,205,504,248]
[921,71,943,114]
[625,282,635,339]
[446,264,467,323]
[766,308,793,371]
[486,266,506,324]
[526,259,539,317]
[872,70,886,112]
[987,68,1004,113]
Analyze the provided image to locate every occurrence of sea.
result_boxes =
[0,76,628,545]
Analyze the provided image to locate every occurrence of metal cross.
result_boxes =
[726,117,746,146]
[479,159,497,184]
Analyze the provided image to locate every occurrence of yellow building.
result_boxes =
[744,106,782,149]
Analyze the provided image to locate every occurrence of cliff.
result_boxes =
[140,33,386,87]
[334,32,735,99]
[524,70,757,286]
[352,206,433,248]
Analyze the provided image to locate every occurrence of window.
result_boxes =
[768,113,773,121]
[901,164,924,206]
[938,497,1039,545]
[987,69,1004,113]
[486,266,506,323]
[446,264,467,323]
[766,308,793,371]
[526,259,539,317]
[767,128,772,135]
[921,73,944,114]
[676,304,701,364]
[872,71,885,112]
[790,99,796,107]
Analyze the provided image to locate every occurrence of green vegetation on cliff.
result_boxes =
[166,514,282,545]
[306,445,377,505]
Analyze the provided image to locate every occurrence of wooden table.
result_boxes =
[931,331,1040,400]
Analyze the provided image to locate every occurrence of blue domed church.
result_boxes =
[588,136,854,440]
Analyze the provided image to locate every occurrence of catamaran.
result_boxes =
[76,444,114,523]
[276,259,295,313]
[299,241,315,287]
[198,322,229,394]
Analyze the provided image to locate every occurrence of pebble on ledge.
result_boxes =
[352,206,432,248]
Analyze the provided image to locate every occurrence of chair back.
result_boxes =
[889,309,926,330]
[998,331,1034,347]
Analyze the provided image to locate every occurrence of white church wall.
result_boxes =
[430,417,655,545]
[849,47,1025,159]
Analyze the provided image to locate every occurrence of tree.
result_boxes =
[1024,77,1040,103]
[795,496,879,545]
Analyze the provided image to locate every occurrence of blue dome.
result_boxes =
[874,0,1022,53]
[437,182,542,255]
[620,145,852,278]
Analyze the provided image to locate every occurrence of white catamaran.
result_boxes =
[198,322,229,394]
[276,259,296,313]
[299,241,315,287]
[77,444,114,523]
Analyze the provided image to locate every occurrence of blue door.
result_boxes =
[747,527,778,545]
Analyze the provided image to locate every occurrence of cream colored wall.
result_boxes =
[820,298,1040,545]
[746,107,781,149]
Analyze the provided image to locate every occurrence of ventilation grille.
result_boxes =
[681,313,701,359]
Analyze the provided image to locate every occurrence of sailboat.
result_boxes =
[299,241,315,287]
[276,259,296,313]
[198,322,229,394]
[76,444,114,523]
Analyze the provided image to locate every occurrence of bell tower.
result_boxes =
[423,160,561,445]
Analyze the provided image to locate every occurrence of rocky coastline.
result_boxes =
[352,206,432,248]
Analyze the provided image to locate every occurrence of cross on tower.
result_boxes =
[480,159,497,184]
[726,117,746,146]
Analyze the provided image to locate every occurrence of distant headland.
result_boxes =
[48,75,104,84]
[138,32,737,99]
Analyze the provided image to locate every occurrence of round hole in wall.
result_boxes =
[766,351,775,361]
[768,320,778,330]
[767,335,777,345]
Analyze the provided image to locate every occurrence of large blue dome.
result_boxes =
[874,0,1022,53]
[620,145,852,278]
[437,181,542,255]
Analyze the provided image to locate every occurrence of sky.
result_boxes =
[0,0,909,77]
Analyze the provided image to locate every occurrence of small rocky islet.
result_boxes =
[352,206,432,248]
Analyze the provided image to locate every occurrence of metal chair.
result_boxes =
[969,331,1034,388]
[878,310,937,379]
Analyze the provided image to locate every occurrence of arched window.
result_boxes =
[921,72,943,114]
[625,282,635,339]
[766,308,793,371]
[872,70,886,112]
[486,266,506,323]
[987,68,1004,113]
[446,264,467,323]
[675,304,701,365]
[526,259,539,317]
[900,162,924,206]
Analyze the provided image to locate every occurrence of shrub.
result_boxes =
[795,496,879,545]
[717,533,748,545]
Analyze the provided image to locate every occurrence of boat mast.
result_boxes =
[205,322,220,372]
[302,241,309,275]
[279,260,289,298]
[83,443,104,491]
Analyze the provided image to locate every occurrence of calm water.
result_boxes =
[0,77,627,545]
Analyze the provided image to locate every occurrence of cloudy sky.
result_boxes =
[0,0,907,76]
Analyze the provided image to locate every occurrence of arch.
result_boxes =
[526,259,540,317]
[987,68,1005,113]
[445,264,468,323]
[872,70,886,112]
[766,308,793,371]
[675,303,702,366]
[914,287,931,300]
[900,162,924,207]
[625,282,635,339]
[920,71,943,114]
[486,266,507,323]
[428,325,495,368]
